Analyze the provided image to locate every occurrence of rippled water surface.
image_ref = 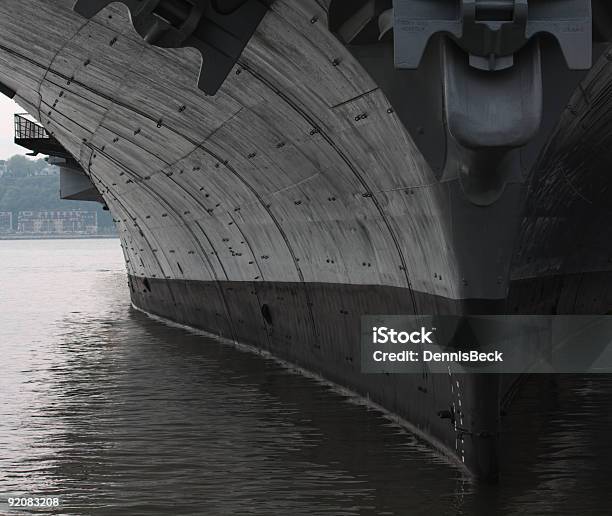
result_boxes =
[1,239,612,515]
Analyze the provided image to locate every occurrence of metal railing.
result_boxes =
[14,113,49,141]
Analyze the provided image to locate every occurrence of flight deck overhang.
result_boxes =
[14,113,71,159]
[13,114,104,205]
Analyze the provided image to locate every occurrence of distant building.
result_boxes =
[0,160,7,177]
[30,164,59,176]
[0,211,12,232]
[17,210,97,234]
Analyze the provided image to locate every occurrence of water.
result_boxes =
[1,239,611,515]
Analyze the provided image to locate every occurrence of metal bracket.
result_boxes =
[73,0,272,94]
[393,0,592,71]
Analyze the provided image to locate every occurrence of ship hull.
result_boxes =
[2,0,612,482]
[129,274,507,477]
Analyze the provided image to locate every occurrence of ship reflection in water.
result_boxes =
[1,239,611,515]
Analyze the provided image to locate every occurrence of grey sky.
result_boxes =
[0,95,28,160]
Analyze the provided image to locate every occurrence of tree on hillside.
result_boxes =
[0,154,115,229]
[6,155,49,178]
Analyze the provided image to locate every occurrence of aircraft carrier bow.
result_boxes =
[3,0,612,481]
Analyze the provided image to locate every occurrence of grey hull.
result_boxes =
[2,0,612,480]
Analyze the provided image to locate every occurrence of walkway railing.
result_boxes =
[14,113,49,141]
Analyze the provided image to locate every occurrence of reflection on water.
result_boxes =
[0,239,611,515]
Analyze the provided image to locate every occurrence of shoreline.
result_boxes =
[0,234,118,240]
